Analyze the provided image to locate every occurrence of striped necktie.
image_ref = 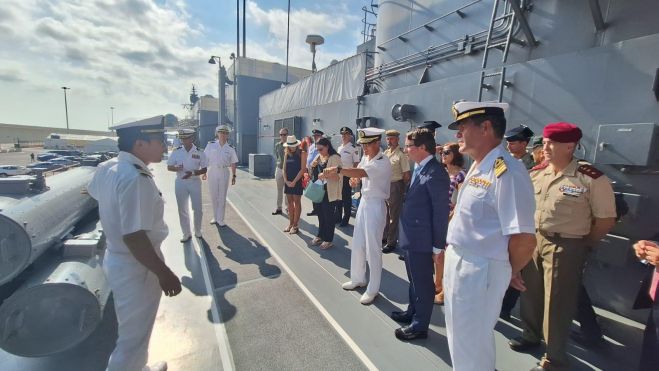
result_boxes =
[412,164,423,185]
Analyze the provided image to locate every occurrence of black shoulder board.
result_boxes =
[133,164,152,177]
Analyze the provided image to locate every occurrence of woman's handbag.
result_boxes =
[303,180,325,203]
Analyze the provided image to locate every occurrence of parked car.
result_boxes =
[80,156,102,166]
[50,158,78,167]
[89,152,110,161]
[47,149,83,157]
[37,153,60,161]
[27,162,62,172]
[0,165,31,177]
[60,155,83,163]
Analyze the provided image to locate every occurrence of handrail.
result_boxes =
[376,0,484,47]
[367,1,518,82]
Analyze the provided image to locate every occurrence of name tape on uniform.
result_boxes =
[559,184,588,197]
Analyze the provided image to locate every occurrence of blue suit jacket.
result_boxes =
[398,157,450,253]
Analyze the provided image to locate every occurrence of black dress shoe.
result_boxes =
[306,211,317,216]
[272,209,282,215]
[390,311,412,324]
[338,221,349,227]
[382,245,396,254]
[395,325,428,341]
[398,255,405,261]
[509,337,541,352]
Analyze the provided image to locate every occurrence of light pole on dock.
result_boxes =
[61,87,70,131]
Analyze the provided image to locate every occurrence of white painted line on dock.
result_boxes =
[195,236,236,371]
[228,198,378,371]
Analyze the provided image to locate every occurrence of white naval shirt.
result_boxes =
[87,152,169,255]
[167,144,207,179]
[359,150,392,200]
[338,142,360,168]
[204,140,238,169]
[447,144,535,261]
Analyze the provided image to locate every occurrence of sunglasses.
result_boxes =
[279,133,287,136]
[441,150,452,155]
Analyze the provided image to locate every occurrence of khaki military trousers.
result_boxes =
[383,180,405,246]
[520,232,589,370]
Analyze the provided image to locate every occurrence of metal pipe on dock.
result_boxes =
[0,167,97,285]
[0,256,110,357]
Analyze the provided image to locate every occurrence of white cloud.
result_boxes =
[0,0,362,130]
[246,0,358,69]
[0,0,221,129]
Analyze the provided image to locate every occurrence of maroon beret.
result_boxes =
[543,122,582,143]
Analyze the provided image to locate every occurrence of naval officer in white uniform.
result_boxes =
[167,128,207,242]
[443,102,536,371]
[203,125,238,227]
[336,126,360,226]
[87,116,182,371]
[325,127,392,305]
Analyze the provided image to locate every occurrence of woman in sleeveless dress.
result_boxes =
[283,135,306,234]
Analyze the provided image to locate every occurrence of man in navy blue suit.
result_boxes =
[391,128,450,340]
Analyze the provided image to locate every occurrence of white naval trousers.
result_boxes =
[175,177,202,236]
[443,245,511,371]
[207,167,230,224]
[350,197,387,295]
[274,167,288,209]
[104,251,162,371]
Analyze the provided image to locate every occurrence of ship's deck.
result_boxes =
[0,162,648,370]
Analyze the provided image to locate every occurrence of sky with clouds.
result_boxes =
[0,0,370,131]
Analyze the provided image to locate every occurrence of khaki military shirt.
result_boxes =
[532,158,616,237]
[384,146,410,182]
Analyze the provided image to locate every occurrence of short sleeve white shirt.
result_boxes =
[359,150,392,200]
[338,142,360,167]
[167,144,207,179]
[204,141,238,168]
[447,144,535,261]
[87,152,169,255]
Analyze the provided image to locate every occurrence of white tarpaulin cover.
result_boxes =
[259,54,365,117]
[232,57,310,83]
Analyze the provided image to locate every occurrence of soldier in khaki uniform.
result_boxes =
[509,122,617,371]
[382,129,411,253]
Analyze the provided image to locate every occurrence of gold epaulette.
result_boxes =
[494,157,507,178]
